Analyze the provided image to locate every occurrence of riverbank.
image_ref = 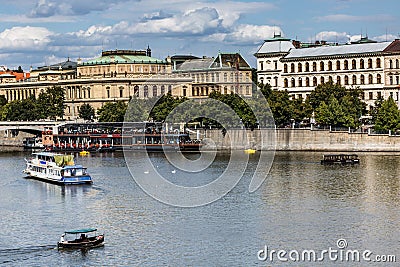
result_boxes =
[203,128,400,152]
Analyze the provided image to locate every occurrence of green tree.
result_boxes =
[97,101,127,122]
[78,103,95,121]
[315,101,330,126]
[374,97,400,132]
[36,86,65,120]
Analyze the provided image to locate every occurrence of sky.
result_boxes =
[0,0,399,71]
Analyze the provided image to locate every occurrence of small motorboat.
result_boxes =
[57,228,104,250]
[321,154,360,165]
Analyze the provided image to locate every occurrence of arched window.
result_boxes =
[119,86,124,98]
[376,58,381,68]
[161,85,165,95]
[313,77,317,86]
[134,85,139,97]
[320,61,324,71]
[106,87,110,98]
[360,75,365,84]
[312,62,317,71]
[284,64,288,73]
[144,85,149,97]
[344,60,349,70]
[389,59,393,69]
[291,63,295,73]
[291,78,295,87]
[152,85,157,97]
[396,59,399,69]
[344,75,349,85]
[87,88,91,98]
[336,60,341,70]
[298,63,302,72]
[328,61,332,71]
[298,77,302,87]
[352,59,356,69]
[320,77,325,84]
[306,77,310,87]
[377,74,382,84]
[352,75,357,85]
[305,62,310,72]
[368,74,373,84]
[336,76,341,85]
[390,76,393,85]
[274,76,278,87]
[328,76,333,83]
[368,58,372,68]
[284,78,288,87]
[360,59,364,69]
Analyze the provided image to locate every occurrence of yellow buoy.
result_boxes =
[244,149,256,154]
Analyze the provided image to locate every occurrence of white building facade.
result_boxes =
[255,35,400,109]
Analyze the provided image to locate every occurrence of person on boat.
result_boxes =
[80,233,87,241]
[60,234,66,243]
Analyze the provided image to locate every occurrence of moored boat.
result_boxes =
[23,152,93,185]
[321,154,360,165]
[57,228,104,250]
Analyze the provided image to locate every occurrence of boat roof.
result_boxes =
[63,165,84,169]
[33,152,64,157]
[64,228,97,234]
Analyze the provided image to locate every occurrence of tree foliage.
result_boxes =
[78,103,95,121]
[97,101,127,122]
[374,97,400,131]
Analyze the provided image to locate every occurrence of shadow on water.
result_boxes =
[0,245,56,264]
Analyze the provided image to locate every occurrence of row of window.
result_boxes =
[6,89,35,101]
[79,64,166,76]
[282,74,387,88]
[283,58,384,73]
[191,85,251,96]
[291,91,399,101]
[192,72,251,83]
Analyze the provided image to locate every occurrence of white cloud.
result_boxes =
[0,26,53,50]
[373,34,399,42]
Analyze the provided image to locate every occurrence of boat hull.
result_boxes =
[58,235,104,249]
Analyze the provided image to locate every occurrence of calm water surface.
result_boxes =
[0,151,399,266]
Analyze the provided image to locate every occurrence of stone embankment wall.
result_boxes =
[203,128,400,151]
[0,130,33,152]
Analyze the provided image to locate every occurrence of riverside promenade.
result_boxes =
[2,121,400,152]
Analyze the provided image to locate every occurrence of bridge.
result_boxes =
[0,121,70,135]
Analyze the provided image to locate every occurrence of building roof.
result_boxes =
[36,58,77,71]
[255,34,295,55]
[82,49,166,65]
[175,53,251,71]
[284,41,393,59]
[0,73,15,78]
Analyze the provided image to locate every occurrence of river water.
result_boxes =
[0,151,399,266]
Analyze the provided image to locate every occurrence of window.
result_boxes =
[368,58,372,68]
[352,59,356,69]
[320,61,324,71]
[390,76,393,85]
[305,62,310,72]
[298,63,302,72]
[328,76,333,83]
[376,58,381,68]
[360,75,365,84]
[377,92,382,98]
[291,78,295,87]
[369,92,373,100]
[361,92,365,100]
[106,87,110,98]
[260,61,264,70]
[134,85,139,97]
[336,76,341,85]
[119,87,124,98]
[284,64,288,73]
[344,75,349,85]
[284,78,288,87]
[344,60,349,70]
[389,59,393,69]
[328,61,332,71]
[306,77,310,87]
[161,85,165,95]
[168,85,172,93]
[320,77,325,84]
[274,76,278,87]
[313,77,317,86]
[352,75,357,85]
[397,59,399,69]
[368,74,373,84]
[377,74,382,84]
[274,61,278,70]
[312,62,317,72]
[336,60,341,70]
[224,73,228,82]
[360,59,364,69]
[144,85,148,97]
[298,77,302,87]
[291,63,295,73]
[87,88,91,98]
[152,85,157,97]
[397,76,399,85]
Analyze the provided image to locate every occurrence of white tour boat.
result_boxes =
[23,152,93,185]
